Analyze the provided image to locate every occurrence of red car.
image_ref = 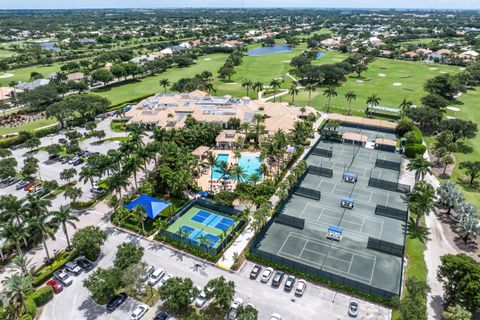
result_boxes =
[46,279,63,293]
[23,182,34,191]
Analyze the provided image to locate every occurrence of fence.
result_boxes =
[294,187,321,200]
[367,237,404,257]
[375,159,401,171]
[275,214,305,230]
[250,246,399,299]
[375,205,408,222]
[308,165,334,178]
[311,148,333,158]
[368,178,411,193]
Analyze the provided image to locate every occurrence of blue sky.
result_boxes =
[3,0,480,9]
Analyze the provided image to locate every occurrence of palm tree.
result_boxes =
[407,181,436,229]
[28,212,56,262]
[204,82,216,94]
[344,91,357,115]
[366,94,381,115]
[252,81,264,99]
[399,99,413,118]
[0,221,27,255]
[124,154,143,191]
[304,83,316,106]
[51,207,79,249]
[231,165,248,184]
[9,254,33,276]
[288,84,299,104]
[241,79,253,97]
[108,172,129,198]
[270,79,281,102]
[131,205,147,236]
[206,153,217,191]
[159,78,170,93]
[23,194,51,219]
[407,155,432,182]
[79,166,98,190]
[0,195,25,224]
[2,274,32,319]
[252,114,265,145]
[216,161,231,184]
[323,87,337,113]
[249,172,261,185]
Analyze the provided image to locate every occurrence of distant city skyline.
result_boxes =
[3,0,480,10]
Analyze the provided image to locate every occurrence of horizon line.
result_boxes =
[1,7,479,10]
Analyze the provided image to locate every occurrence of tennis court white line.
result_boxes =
[299,239,309,258]
[369,256,377,283]
[305,200,384,225]
[322,263,373,284]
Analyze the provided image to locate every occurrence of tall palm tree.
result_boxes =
[407,155,432,182]
[2,274,32,319]
[366,94,381,115]
[0,195,25,224]
[304,83,316,105]
[159,78,170,93]
[9,254,33,277]
[206,153,217,191]
[288,84,299,104]
[323,86,337,113]
[108,172,129,198]
[28,212,56,262]
[124,154,143,191]
[0,221,27,255]
[51,207,79,249]
[407,181,436,229]
[344,91,357,115]
[249,173,261,185]
[79,166,98,190]
[252,81,264,99]
[399,99,413,118]
[269,79,281,102]
[131,205,147,236]
[231,165,248,184]
[241,79,253,97]
[23,194,51,219]
[216,161,231,184]
[204,82,216,94]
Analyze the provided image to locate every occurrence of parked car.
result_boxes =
[72,158,84,166]
[16,180,29,190]
[194,290,208,308]
[148,268,165,286]
[46,279,63,293]
[249,265,262,280]
[225,297,243,320]
[23,182,35,191]
[140,264,155,282]
[271,271,285,288]
[284,275,295,291]
[295,279,307,297]
[106,292,128,312]
[348,299,359,317]
[58,138,67,144]
[53,269,73,286]
[157,273,172,288]
[270,313,282,320]
[90,186,105,194]
[131,304,149,320]
[68,157,79,165]
[65,261,82,275]
[260,267,274,283]
[48,154,59,160]
[60,156,71,164]
[7,177,20,186]
[189,285,202,303]
[76,257,94,271]
[29,187,44,195]
[154,311,169,320]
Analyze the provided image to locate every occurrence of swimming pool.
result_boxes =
[238,154,263,180]
[212,154,230,179]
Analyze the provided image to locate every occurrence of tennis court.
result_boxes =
[253,138,408,298]
[168,206,238,249]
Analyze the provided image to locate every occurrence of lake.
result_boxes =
[31,41,61,51]
[245,44,293,56]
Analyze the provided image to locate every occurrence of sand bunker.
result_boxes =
[446,106,460,112]
[429,67,438,70]
[440,71,448,74]
[283,60,291,63]
[378,73,386,77]
[356,80,364,83]
[0,73,14,79]
[225,82,237,85]
[447,116,456,119]
[393,83,402,87]
[459,67,466,71]
[204,58,211,61]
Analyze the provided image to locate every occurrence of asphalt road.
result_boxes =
[40,226,391,320]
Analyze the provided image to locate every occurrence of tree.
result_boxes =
[111,64,127,80]
[366,93,381,115]
[288,84,299,104]
[456,208,480,243]
[218,65,235,81]
[91,129,106,141]
[230,165,248,184]
[51,207,79,249]
[407,181,436,229]
[131,205,147,235]
[24,137,40,151]
[9,254,33,277]
[79,165,98,189]
[1,273,32,319]
[0,221,28,255]
[304,83,316,106]
[398,277,430,320]
[421,93,449,109]
[64,186,83,204]
[114,243,144,270]
[28,212,56,262]
[439,119,478,143]
[158,277,199,313]
[459,161,480,185]
[72,226,107,261]
[344,90,357,115]
[406,155,432,182]
[424,73,460,100]
[252,82,264,98]
[437,253,480,312]
[443,305,472,320]
[159,78,171,93]
[0,157,17,179]
[60,168,77,183]
[436,181,464,215]
[92,69,114,86]
[241,79,253,97]
[205,276,236,311]
[323,86,337,113]
[22,156,39,178]
[236,305,258,320]
[44,144,62,157]
[84,267,124,304]
[269,79,281,102]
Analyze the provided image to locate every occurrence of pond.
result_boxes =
[316,51,326,59]
[32,41,61,51]
[245,44,293,56]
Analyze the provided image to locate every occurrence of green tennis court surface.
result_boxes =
[168,206,238,249]
[253,138,408,298]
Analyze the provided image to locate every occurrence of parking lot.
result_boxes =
[40,225,392,320]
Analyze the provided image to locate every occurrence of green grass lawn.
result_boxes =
[0,117,56,135]
[0,49,16,58]
[93,53,228,105]
[1,63,64,83]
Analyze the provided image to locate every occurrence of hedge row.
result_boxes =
[404,125,425,158]
[0,124,60,149]
[30,286,54,307]
[32,250,78,287]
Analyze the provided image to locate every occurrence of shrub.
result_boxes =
[23,298,36,317]
[19,315,32,320]
[32,250,78,287]
[405,143,426,158]
[405,126,423,144]
[30,286,54,306]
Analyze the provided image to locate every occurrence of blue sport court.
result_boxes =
[191,209,235,231]
[179,225,220,248]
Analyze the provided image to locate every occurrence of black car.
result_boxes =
[154,311,169,320]
[271,271,285,288]
[249,265,262,280]
[284,275,296,291]
[58,138,67,144]
[48,154,59,160]
[76,257,94,271]
[72,158,84,166]
[106,292,128,312]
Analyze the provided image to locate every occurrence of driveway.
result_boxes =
[40,226,391,320]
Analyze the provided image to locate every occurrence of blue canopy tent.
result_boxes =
[340,197,355,209]
[124,194,172,219]
[197,191,209,198]
[327,225,343,241]
[344,172,357,183]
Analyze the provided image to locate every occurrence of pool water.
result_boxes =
[212,154,229,179]
[211,153,263,181]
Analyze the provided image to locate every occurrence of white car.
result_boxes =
[68,157,79,164]
[130,304,149,320]
[148,268,165,286]
[260,267,274,283]
[225,297,243,320]
[295,279,307,297]
[194,290,208,308]
[190,285,202,303]
[140,264,155,282]
[157,273,172,288]
[270,313,282,320]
